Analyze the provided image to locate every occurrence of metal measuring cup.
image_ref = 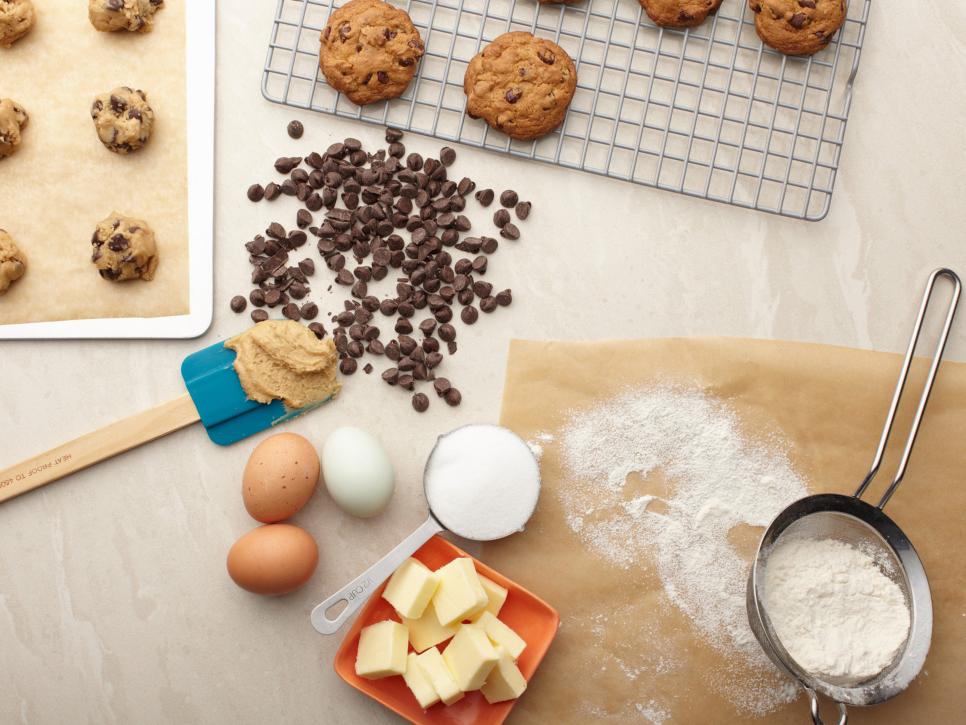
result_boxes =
[311,424,541,635]
[747,268,961,725]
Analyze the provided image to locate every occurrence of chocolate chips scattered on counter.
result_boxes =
[232,123,530,411]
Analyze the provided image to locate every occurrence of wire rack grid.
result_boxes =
[263,0,871,221]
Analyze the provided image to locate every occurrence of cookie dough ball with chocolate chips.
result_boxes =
[0,0,35,46]
[88,0,164,33]
[0,98,28,159]
[91,212,159,282]
[749,0,846,56]
[0,229,27,296]
[319,0,425,106]
[91,87,154,154]
[464,32,577,141]
[640,0,723,28]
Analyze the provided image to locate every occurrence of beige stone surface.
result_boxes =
[0,1,965,724]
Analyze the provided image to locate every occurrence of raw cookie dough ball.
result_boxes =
[0,98,28,159]
[88,0,164,33]
[91,87,154,153]
[91,212,159,282]
[0,229,27,295]
[0,0,34,46]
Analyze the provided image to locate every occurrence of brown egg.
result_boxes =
[243,432,320,523]
[226,524,319,596]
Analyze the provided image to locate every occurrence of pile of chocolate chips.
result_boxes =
[234,125,529,412]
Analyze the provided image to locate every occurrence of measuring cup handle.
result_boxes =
[807,689,847,725]
[853,268,962,509]
[310,517,444,635]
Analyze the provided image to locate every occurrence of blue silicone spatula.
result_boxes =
[0,340,335,504]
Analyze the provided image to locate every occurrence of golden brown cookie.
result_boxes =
[91,212,158,282]
[640,0,723,28]
[749,0,846,56]
[463,32,577,141]
[319,0,425,106]
[0,0,34,46]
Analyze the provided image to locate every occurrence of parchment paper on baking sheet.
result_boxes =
[487,337,966,724]
[0,0,187,325]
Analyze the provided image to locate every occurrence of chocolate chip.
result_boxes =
[460,305,478,324]
[440,147,456,166]
[514,201,531,220]
[249,289,266,307]
[495,289,512,306]
[537,48,556,65]
[499,190,518,208]
[308,322,326,339]
[505,88,522,104]
[286,120,304,139]
[230,295,247,313]
[264,182,281,201]
[247,184,265,202]
[274,156,302,174]
[251,309,269,323]
[386,127,404,142]
[340,357,358,375]
[444,388,462,406]
[301,302,319,319]
[412,392,430,412]
[299,258,315,275]
[296,209,313,229]
[493,208,511,228]
[282,303,301,320]
[790,12,807,28]
[500,222,520,240]
[480,296,498,313]
[438,323,456,342]
[395,317,414,334]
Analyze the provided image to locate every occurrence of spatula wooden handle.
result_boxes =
[0,394,200,505]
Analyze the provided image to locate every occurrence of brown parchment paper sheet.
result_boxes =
[0,0,188,325]
[484,337,965,724]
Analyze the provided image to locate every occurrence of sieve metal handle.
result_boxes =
[807,689,847,725]
[854,268,961,509]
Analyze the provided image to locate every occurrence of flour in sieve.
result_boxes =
[556,386,807,715]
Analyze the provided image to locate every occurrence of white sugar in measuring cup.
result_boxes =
[311,424,541,635]
[747,268,961,725]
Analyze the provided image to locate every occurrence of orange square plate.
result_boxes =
[334,535,560,725]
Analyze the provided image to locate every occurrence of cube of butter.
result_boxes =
[470,611,527,660]
[403,604,458,653]
[355,620,408,679]
[481,645,527,704]
[431,557,488,627]
[416,647,464,705]
[403,652,440,709]
[474,575,509,619]
[383,558,440,619]
[442,624,499,691]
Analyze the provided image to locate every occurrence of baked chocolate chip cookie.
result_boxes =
[640,0,723,28]
[0,229,27,296]
[0,0,34,46]
[0,98,28,159]
[91,212,159,282]
[464,32,577,141]
[319,0,425,106]
[91,87,155,154]
[89,0,164,33]
[750,0,846,56]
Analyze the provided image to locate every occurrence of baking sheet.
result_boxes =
[485,337,965,724]
[0,0,213,337]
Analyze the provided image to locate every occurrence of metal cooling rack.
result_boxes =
[263,0,871,221]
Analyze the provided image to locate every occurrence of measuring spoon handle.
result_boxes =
[310,516,444,635]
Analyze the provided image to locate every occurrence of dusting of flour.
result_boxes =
[557,386,807,716]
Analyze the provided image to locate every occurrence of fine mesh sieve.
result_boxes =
[747,268,961,725]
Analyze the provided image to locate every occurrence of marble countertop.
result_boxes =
[2,2,964,723]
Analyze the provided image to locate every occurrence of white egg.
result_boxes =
[322,426,395,518]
